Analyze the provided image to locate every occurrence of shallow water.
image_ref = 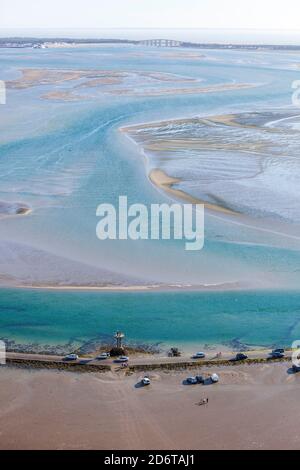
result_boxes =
[0,45,300,347]
[1,288,300,351]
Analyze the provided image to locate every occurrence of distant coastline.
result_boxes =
[3,37,300,51]
[14,281,243,292]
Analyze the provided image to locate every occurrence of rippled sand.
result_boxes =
[122,110,300,227]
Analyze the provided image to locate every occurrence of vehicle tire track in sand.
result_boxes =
[110,376,175,449]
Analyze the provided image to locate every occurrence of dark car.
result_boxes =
[272,348,285,354]
[196,375,204,384]
[271,351,284,358]
[186,376,198,385]
[235,353,248,361]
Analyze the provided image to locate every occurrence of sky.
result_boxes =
[1,0,300,30]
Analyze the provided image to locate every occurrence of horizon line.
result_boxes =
[2,27,300,32]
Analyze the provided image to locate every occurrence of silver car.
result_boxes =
[192,352,206,359]
[64,354,79,361]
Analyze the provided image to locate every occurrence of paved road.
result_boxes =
[5,349,293,368]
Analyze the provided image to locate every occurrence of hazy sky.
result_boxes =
[1,0,300,30]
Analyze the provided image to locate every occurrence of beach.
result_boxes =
[1,361,299,450]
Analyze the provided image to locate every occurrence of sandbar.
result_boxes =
[149,168,237,215]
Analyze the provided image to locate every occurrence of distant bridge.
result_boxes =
[138,39,183,48]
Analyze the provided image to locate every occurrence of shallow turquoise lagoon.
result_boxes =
[1,289,300,350]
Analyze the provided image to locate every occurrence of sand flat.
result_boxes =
[6,68,200,99]
[0,363,300,450]
[121,109,300,226]
[0,201,32,219]
[149,169,237,215]
[111,82,257,97]
[42,90,87,101]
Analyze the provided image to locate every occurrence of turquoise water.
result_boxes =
[1,45,300,349]
[1,288,300,350]
[1,46,300,287]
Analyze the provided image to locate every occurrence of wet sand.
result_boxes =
[0,241,242,291]
[42,90,86,101]
[111,82,257,97]
[149,169,237,215]
[7,68,196,91]
[121,109,300,225]
[16,281,241,292]
[7,68,256,101]
[0,362,299,450]
[0,201,32,219]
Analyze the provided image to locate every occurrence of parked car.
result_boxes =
[235,353,248,361]
[115,356,129,363]
[196,375,204,384]
[96,352,110,360]
[186,376,198,385]
[270,351,285,358]
[272,349,285,354]
[192,352,206,359]
[142,377,151,386]
[64,354,79,361]
[211,373,219,383]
